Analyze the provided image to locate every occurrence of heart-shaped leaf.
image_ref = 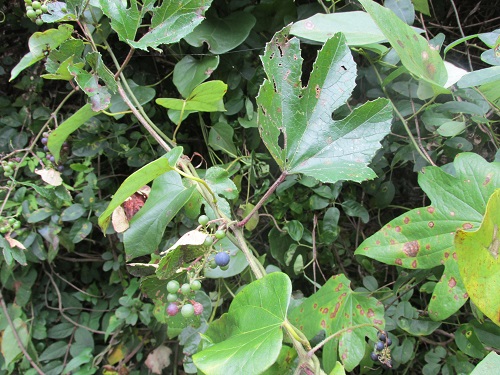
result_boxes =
[124,171,196,260]
[355,153,500,320]
[456,189,500,326]
[98,147,183,233]
[257,27,392,184]
[193,272,292,374]
[288,274,385,372]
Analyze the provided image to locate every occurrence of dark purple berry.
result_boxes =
[375,341,385,351]
[214,252,230,267]
[378,332,386,342]
[167,303,179,316]
[370,352,379,361]
[49,155,55,163]
[43,146,49,152]
[386,337,392,346]
[57,165,64,172]
[41,137,48,145]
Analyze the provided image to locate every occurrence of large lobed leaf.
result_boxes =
[256,27,392,184]
[355,153,500,320]
[288,274,385,372]
[193,272,292,374]
[456,189,500,327]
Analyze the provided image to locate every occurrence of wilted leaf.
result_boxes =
[35,168,63,186]
[145,345,172,374]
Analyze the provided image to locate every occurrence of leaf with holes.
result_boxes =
[256,27,392,184]
[288,274,385,372]
[456,189,500,327]
[355,153,500,320]
[193,272,291,374]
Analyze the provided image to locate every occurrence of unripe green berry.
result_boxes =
[41,4,48,13]
[203,236,214,247]
[166,280,180,294]
[180,283,192,295]
[167,293,178,302]
[181,303,195,318]
[25,0,33,5]
[190,280,202,291]
[35,18,44,26]
[32,1,41,10]
[215,229,226,240]
[198,215,209,226]
[220,264,229,271]
[35,9,42,15]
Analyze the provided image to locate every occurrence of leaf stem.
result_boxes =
[237,171,288,227]
[230,228,266,279]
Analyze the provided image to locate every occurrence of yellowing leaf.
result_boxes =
[456,189,500,327]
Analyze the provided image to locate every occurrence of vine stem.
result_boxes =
[231,228,266,279]
[116,83,171,152]
[237,171,288,227]
[0,291,45,375]
[307,323,378,357]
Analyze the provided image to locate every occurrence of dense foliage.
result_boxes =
[1,0,499,374]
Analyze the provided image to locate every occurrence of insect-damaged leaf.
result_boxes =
[256,27,392,184]
[355,153,500,320]
[288,274,385,372]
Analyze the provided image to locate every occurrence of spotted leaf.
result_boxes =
[355,153,500,320]
[288,274,385,372]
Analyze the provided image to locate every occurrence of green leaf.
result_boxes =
[124,171,196,260]
[257,28,392,184]
[98,0,144,44]
[193,272,292,374]
[128,0,213,51]
[290,12,386,45]
[359,0,448,97]
[412,0,430,16]
[98,147,183,233]
[10,24,74,81]
[1,318,30,366]
[67,65,111,111]
[457,66,500,88]
[384,0,415,25]
[208,122,237,156]
[204,166,238,199]
[60,203,86,222]
[174,55,219,98]
[156,80,227,112]
[355,153,500,320]
[471,352,500,375]
[288,274,385,372]
[39,341,68,362]
[456,189,500,326]
[47,104,97,163]
[86,52,118,93]
[184,11,256,54]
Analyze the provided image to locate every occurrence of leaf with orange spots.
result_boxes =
[257,26,392,184]
[456,189,500,327]
[355,153,500,320]
[288,274,385,372]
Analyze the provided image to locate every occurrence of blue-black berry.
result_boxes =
[214,252,230,267]
[375,341,385,351]
[370,352,379,361]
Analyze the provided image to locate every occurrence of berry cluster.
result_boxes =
[165,279,204,318]
[24,0,49,26]
[0,217,22,235]
[41,132,69,172]
[1,160,17,178]
[370,331,393,368]
[198,215,231,270]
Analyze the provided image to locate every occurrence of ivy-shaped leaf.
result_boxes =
[156,80,227,112]
[288,274,385,372]
[456,189,500,326]
[257,27,392,184]
[98,0,149,44]
[124,171,196,261]
[355,153,500,320]
[128,0,213,51]
[193,272,292,374]
[67,65,111,111]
